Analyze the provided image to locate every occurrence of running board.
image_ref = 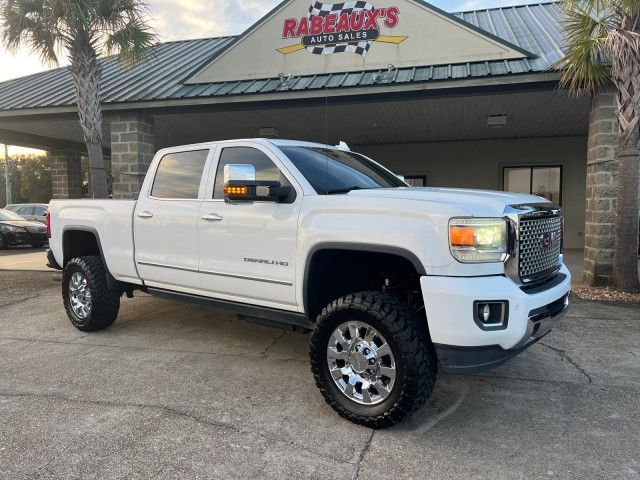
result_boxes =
[147,287,313,331]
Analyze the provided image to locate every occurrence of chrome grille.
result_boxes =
[518,215,562,283]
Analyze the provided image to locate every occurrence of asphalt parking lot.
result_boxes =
[1,258,639,479]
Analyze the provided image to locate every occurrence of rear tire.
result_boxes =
[310,291,437,428]
[62,256,120,331]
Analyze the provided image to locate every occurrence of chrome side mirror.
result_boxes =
[224,164,256,183]
[222,163,293,203]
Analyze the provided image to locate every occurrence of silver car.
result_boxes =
[4,203,48,224]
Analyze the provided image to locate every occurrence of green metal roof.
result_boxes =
[0,1,565,113]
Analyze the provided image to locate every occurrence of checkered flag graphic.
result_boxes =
[306,0,375,56]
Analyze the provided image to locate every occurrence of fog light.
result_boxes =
[482,304,491,322]
[473,301,509,330]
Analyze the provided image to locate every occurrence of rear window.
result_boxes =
[151,150,209,199]
[16,206,35,216]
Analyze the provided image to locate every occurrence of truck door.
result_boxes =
[198,142,300,309]
[134,148,211,290]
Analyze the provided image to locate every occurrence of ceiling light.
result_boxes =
[258,127,279,138]
[487,115,507,128]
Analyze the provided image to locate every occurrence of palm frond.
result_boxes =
[556,0,615,93]
[104,16,156,66]
[0,0,60,64]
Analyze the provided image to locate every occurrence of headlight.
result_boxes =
[1,224,26,233]
[449,218,507,263]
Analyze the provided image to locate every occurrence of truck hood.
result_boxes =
[0,219,46,230]
[346,187,551,216]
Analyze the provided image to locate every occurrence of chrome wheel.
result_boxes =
[327,321,396,405]
[69,272,92,319]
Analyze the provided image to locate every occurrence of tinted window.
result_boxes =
[279,147,404,194]
[34,206,47,216]
[16,206,34,215]
[151,150,209,199]
[213,147,291,199]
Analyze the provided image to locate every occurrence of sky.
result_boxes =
[0,0,533,155]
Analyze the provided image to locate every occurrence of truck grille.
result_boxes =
[518,215,562,283]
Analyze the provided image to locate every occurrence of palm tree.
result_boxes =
[559,0,640,292]
[0,0,156,198]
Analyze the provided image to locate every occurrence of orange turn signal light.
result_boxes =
[224,185,248,196]
[450,226,476,247]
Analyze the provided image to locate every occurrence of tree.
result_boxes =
[16,154,52,203]
[0,0,156,198]
[558,0,640,292]
[0,155,20,205]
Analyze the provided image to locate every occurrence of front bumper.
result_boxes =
[421,263,571,373]
[1,230,48,246]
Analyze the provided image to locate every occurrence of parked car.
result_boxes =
[0,209,48,249]
[47,139,571,428]
[5,203,49,224]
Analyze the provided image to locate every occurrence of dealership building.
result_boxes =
[0,0,626,285]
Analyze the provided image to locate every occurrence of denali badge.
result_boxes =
[244,257,289,267]
[539,231,557,251]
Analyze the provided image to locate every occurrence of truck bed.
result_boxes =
[48,200,142,285]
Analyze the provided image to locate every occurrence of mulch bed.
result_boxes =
[572,285,640,305]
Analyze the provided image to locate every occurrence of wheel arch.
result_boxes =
[303,242,426,321]
[62,226,121,291]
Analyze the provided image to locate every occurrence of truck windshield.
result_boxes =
[279,146,405,194]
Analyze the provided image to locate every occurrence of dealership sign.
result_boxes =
[278,1,407,56]
[186,0,531,84]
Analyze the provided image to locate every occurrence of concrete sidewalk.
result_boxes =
[0,245,50,271]
[0,270,639,479]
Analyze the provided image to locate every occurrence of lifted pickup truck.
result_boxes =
[48,138,570,427]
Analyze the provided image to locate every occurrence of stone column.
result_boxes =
[49,150,83,199]
[110,112,155,199]
[584,90,618,286]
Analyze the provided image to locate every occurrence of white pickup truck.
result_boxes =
[47,138,571,427]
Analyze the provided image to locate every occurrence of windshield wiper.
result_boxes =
[326,186,365,194]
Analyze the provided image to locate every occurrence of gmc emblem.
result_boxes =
[539,231,557,250]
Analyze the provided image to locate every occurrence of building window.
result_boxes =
[151,150,209,199]
[503,166,562,205]
[403,175,427,187]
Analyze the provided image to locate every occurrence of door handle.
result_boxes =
[202,213,223,222]
[137,211,153,218]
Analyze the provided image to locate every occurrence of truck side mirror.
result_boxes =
[223,163,293,203]
[224,164,256,183]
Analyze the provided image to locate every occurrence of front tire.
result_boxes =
[310,291,437,428]
[62,256,120,331]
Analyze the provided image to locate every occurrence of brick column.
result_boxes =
[584,90,618,286]
[110,112,155,199]
[49,150,83,199]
